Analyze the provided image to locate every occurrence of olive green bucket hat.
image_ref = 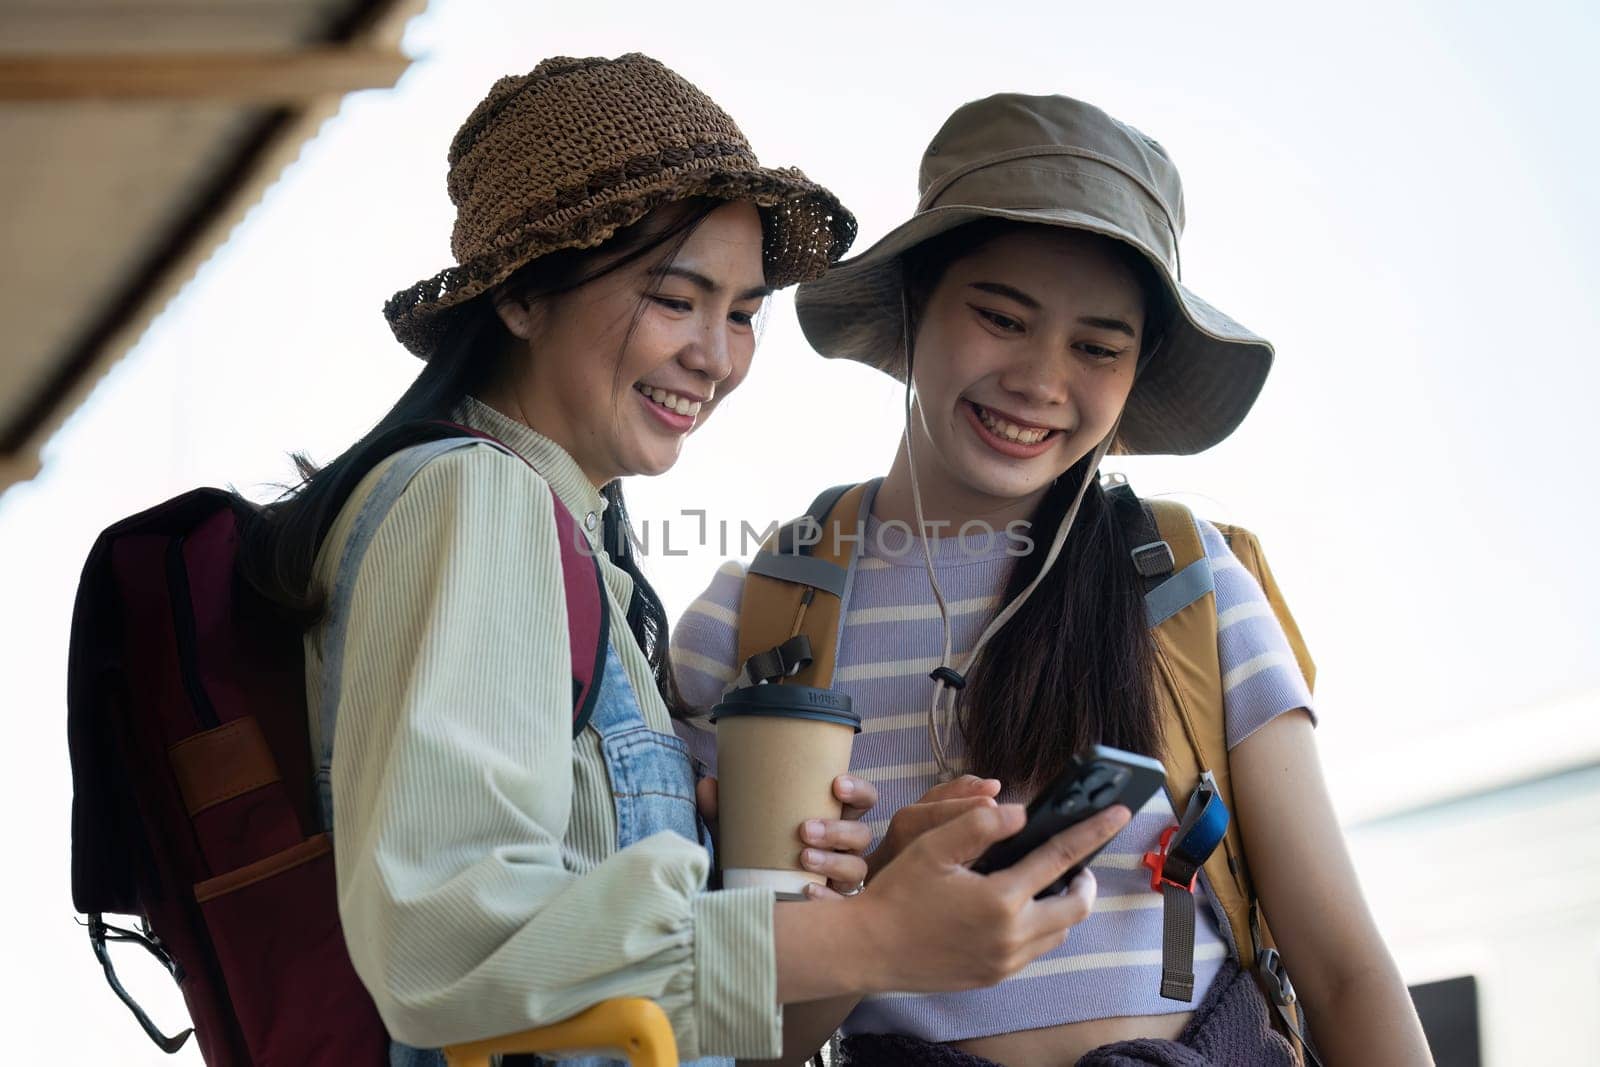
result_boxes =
[794,93,1273,456]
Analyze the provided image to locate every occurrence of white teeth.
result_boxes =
[975,404,1048,444]
[637,384,703,418]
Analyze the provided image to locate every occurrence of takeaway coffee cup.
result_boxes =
[710,683,861,898]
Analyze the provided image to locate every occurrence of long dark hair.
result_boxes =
[900,220,1169,791]
[236,201,720,714]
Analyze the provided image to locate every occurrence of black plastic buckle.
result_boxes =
[83,914,194,1053]
[744,634,815,684]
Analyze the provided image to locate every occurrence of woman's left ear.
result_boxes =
[492,292,541,342]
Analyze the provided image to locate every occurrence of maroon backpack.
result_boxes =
[66,424,609,1065]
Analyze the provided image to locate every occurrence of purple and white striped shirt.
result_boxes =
[670,511,1314,1042]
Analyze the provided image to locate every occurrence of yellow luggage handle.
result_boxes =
[443,997,678,1067]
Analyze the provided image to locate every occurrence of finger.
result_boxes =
[914,803,1029,867]
[1018,903,1092,962]
[1032,866,1100,917]
[997,806,1130,899]
[1021,868,1099,941]
[800,817,874,854]
[915,774,1002,806]
[964,777,1003,799]
[695,776,719,822]
[801,848,868,888]
[943,775,1003,800]
[897,795,998,838]
[835,774,878,820]
[802,882,846,901]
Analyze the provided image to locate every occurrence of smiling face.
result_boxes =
[491,199,769,485]
[905,225,1148,519]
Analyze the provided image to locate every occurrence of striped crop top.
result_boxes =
[670,511,1315,1042]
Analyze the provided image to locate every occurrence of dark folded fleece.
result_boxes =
[839,960,1299,1067]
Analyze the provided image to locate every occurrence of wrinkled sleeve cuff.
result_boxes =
[690,887,780,1058]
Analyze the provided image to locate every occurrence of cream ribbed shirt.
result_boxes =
[304,397,779,1057]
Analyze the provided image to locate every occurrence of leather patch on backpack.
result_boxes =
[168,717,281,816]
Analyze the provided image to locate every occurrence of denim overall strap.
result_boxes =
[589,644,717,856]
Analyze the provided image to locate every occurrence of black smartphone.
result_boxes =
[970,745,1166,898]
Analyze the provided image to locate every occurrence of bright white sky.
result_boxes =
[3,1,1595,1061]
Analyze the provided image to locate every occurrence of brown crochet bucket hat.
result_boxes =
[385,53,857,359]
[795,93,1272,456]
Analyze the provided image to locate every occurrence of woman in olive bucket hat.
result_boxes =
[672,94,1432,1065]
[233,55,1131,1066]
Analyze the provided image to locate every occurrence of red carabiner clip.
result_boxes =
[1141,825,1198,893]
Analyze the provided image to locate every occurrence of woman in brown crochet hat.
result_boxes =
[674,93,1434,1064]
[236,55,1130,1065]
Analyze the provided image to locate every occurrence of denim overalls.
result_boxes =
[316,439,733,1067]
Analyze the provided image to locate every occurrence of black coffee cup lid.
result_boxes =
[710,684,860,733]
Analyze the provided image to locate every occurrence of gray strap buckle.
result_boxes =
[1250,905,1324,1067]
[1256,946,1297,1007]
[1131,540,1176,579]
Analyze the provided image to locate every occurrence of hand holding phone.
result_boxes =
[970,745,1165,898]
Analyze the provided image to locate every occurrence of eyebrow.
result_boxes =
[1078,315,1138,338]
[653,265,772,302]
[969,281,1041,309]
[967,282,1137,338]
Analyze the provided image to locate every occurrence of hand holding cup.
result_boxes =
[696,772,878,897]
[711,684,861,898]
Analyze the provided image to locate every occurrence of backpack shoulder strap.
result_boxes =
[1104,480,1258,968]
[735,481,874,690]
[1139,499,1258,967]
[1106,485,1318,961]
[1145,502,1321,1060]
[549,489,607,735]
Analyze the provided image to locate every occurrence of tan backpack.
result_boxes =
[734,477,1317,1059]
